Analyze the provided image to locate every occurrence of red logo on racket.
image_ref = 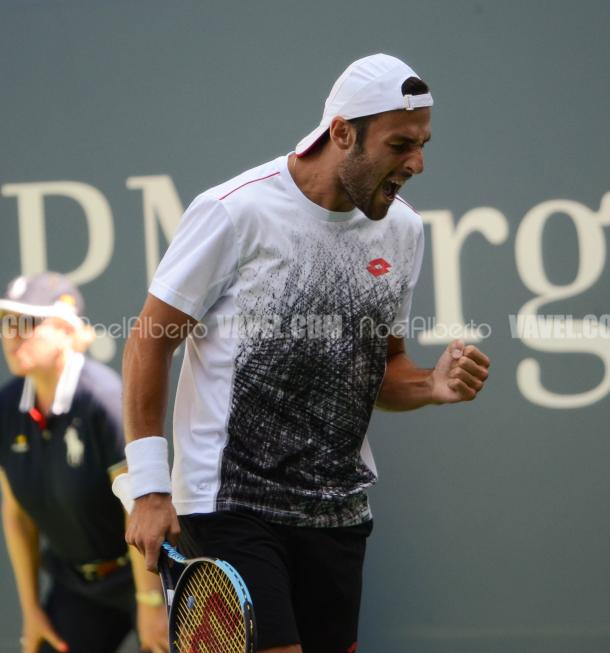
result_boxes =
[367,258,391,277]
[347,643,358,653]
[188,591,242,652]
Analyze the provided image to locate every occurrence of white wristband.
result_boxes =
[125,436,171,499]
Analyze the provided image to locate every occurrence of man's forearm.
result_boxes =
[122,330,174,442]
[122,327,180,498]
[375,353,440,411]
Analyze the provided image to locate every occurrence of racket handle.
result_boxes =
[161,541,187,563]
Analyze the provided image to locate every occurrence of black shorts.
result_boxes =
[178,511,373,652]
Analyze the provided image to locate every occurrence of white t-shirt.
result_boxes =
[150,154,424,527]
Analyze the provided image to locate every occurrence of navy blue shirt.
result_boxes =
[0,357,127,565]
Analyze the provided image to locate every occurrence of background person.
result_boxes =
[0,272,168,653]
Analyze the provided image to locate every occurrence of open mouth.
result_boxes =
[381,179,402,201]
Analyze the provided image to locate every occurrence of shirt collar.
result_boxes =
[19,352,85,416]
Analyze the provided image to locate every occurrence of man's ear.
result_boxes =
[329,117,355,151]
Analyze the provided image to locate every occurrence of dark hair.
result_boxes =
[401,76,429,96]
[350,76,430,149]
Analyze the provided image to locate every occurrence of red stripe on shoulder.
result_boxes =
[218,172,280,201]
[396,195,419,213]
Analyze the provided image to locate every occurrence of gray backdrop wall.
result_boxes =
[1,1,609,652]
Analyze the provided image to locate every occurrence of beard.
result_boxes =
[338,147,388,221]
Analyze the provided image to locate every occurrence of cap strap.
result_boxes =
[403,92,434,111]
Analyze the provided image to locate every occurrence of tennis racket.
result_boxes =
[112,473,256,653]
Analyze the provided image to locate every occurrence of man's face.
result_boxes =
[338,108,431,221]
[1,312,73,376]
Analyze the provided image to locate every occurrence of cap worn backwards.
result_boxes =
[296,53,434,156]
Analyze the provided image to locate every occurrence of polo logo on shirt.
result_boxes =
[367,257,392,277]
[10,434,29,453]
[64,426,84,467]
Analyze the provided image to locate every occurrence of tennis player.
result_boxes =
[122,53,490,653]
[0,273,168,653]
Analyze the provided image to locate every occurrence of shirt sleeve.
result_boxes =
[392,222,425,329]
[149,194,240,320]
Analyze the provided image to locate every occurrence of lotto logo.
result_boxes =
[367,258,391,277]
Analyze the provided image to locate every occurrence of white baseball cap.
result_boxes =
[0,272,85,327]
[295,53,433,156]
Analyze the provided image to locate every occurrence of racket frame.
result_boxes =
[158,542,256,653]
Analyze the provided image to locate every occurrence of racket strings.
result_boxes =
[174,564,246,653]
